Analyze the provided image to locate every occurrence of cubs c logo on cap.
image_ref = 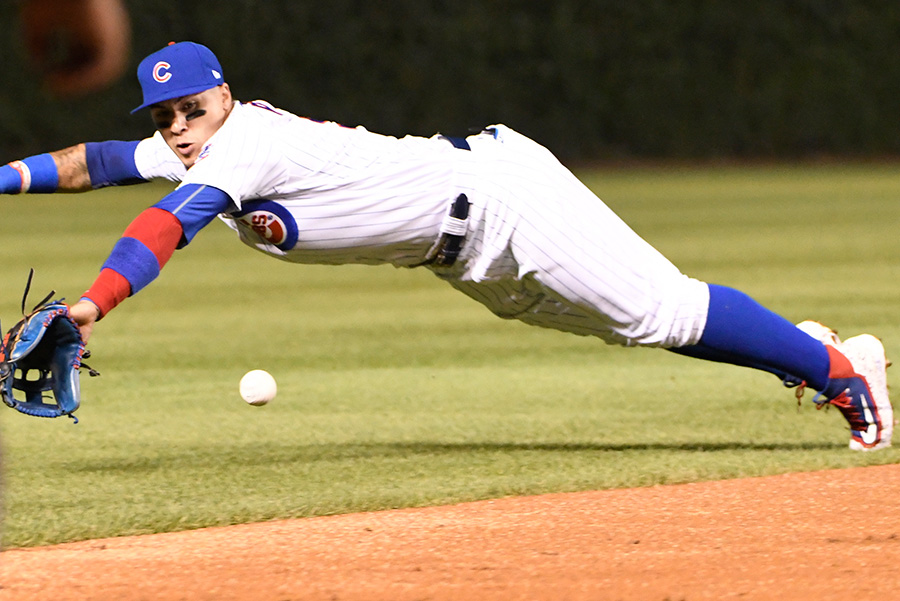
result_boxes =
[133,42,224,113]
[153,61,172,83]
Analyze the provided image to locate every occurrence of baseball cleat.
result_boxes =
[796,320,841,346]
[818,334,892,451]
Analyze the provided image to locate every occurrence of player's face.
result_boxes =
[149,84,233,167]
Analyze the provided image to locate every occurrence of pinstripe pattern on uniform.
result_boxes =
[179,102,462,267]
[437,125,709,348]
[134,133,186,182]
[130,107,709,349]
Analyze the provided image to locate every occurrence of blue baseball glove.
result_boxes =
[0,273,98,422]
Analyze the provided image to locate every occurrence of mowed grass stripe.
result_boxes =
[2,165,899,547]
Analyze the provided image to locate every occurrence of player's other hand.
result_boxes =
[69,299,101,343]
[20,0,131,98]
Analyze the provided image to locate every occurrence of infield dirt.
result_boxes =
[1,463,898,600]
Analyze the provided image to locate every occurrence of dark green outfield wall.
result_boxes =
[3,1,900,161]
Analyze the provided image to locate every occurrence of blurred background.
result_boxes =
[3,0,900,163]
[3,1,900,554]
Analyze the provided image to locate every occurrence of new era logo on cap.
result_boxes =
[132,42,224,113]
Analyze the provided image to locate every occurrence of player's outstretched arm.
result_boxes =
[51,144,93,191]
[77,184,231,333]
[1,148,66,193]
[2,143,93,193]
[2,140,154,194]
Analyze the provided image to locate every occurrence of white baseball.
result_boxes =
[240,369,277,406]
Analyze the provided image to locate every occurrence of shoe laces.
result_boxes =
[782,377,807,411]
[788,379,836,415]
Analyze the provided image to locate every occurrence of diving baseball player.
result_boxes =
[0,42,892,450]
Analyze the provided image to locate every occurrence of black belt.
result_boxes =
[442,127,497,149]
[414,134,472,267]
[416,193,470,268]
[442,135,471,151]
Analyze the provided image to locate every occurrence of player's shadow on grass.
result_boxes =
[71,440,846,474]
[389,440,845,453]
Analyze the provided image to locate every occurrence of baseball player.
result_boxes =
[0,42,892,450]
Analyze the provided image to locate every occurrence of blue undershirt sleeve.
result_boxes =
[84,141,147,188]
[153,184,234,247]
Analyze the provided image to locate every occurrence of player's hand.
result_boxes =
[20,0,131,98]
[69,299,101,343]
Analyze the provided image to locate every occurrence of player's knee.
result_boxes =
[622,277,710,348]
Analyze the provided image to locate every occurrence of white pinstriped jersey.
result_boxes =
[135,100,460,266]
[133,101,710,347]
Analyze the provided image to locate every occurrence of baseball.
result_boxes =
[240,369,277,406]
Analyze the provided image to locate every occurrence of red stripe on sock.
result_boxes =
[826,345,856,379]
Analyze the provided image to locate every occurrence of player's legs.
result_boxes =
[448,125,708,347]
[671,284,830,390]
[493,133,710,347]
[484,131,831,384]
[676,286,891,449]
[451,127,891,448]
[505,167,851,399]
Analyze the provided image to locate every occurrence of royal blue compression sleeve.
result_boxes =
[152,184,233,246]
[1,154,59,193]
[84,141,147,188]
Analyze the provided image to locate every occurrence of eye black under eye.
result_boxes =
[186,109,207,121]
[154,120,172,129]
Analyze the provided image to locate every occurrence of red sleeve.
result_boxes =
[82,207,184,317]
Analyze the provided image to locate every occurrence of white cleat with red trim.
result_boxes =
[821,334,892,451]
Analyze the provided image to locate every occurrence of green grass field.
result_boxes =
[2,164,899,548]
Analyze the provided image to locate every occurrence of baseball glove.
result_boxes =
[0,271,98,423]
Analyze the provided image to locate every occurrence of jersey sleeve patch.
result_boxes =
[230,200,299,251]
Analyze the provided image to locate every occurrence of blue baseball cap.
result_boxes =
[131,42,224,114]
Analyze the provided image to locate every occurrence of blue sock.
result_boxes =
[671,284,831,391]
